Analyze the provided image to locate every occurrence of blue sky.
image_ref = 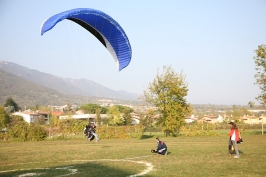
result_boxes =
[1,0,266,105]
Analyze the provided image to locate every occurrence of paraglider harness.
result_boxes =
[84,125,96,141]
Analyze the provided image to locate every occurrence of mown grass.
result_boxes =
[0,134,265,177]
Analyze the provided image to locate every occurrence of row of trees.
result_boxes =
[0,106,143,141]
[50,103,134,126]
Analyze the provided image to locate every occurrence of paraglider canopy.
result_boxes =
[41,8,132,71]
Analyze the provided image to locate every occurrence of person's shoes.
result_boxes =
[234,156,239,158]
[164,151,168,155]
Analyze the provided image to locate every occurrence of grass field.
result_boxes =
[0,134,265,177]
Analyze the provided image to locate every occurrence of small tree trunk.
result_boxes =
[165,130,170,137]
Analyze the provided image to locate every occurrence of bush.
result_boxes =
[58,119,87,135]
[97,125,144,139]
[9,121,30,141]
[179,123,220,136]
[28,124,47,141]
[8,123,48,141]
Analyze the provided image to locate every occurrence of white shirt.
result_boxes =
[231,130,236,141]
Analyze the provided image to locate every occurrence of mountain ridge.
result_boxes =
[0,60,139,106]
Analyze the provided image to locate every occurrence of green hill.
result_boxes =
[0,69,78,107]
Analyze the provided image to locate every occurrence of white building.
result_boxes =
[59,114,107,121]
[12,112,40,123]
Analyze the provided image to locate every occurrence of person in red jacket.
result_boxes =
[228,122,240,158]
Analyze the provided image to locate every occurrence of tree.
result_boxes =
[50,114,59,126]
[254,44,266,105]
[63,103,73,113]
[4,105,14,114]
[225,105,252,122]
[114,105,134,113]
[107,106,123,125]
[4,97,20,112]
[95,107,102,126]
[0,106,10,129]
[140,109,157,129]
[248,101,255,108]
[80,103,107,114]
[142,65,191,136]
[110,105,134,125]
[122,107,133,125]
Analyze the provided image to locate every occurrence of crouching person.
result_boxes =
[151,137,168,155]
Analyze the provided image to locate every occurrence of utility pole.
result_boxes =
[260,115,264,136]
[262,122,264,136]
[48,113,51,139]
[262,119,264,136]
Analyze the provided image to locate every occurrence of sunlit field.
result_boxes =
[0,134,265,177]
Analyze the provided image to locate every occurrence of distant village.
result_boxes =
[11,99,266,126]
[12,101,146,125]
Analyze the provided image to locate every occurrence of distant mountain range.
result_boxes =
[0,60,139,107]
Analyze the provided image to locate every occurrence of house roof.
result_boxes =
[205,116,218,119]
[241,115,259,120]
[21,112,39,115]
[51,111,64,117]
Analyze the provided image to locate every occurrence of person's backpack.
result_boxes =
[237,132,243,144]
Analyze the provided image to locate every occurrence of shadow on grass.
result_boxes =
[0,161,153,177]
[229,150,243,155]
[101,145,112,148]
[150,151,171,155]
[139,134,154,140]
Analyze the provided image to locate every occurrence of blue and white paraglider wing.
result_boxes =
[40,8,132,71]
